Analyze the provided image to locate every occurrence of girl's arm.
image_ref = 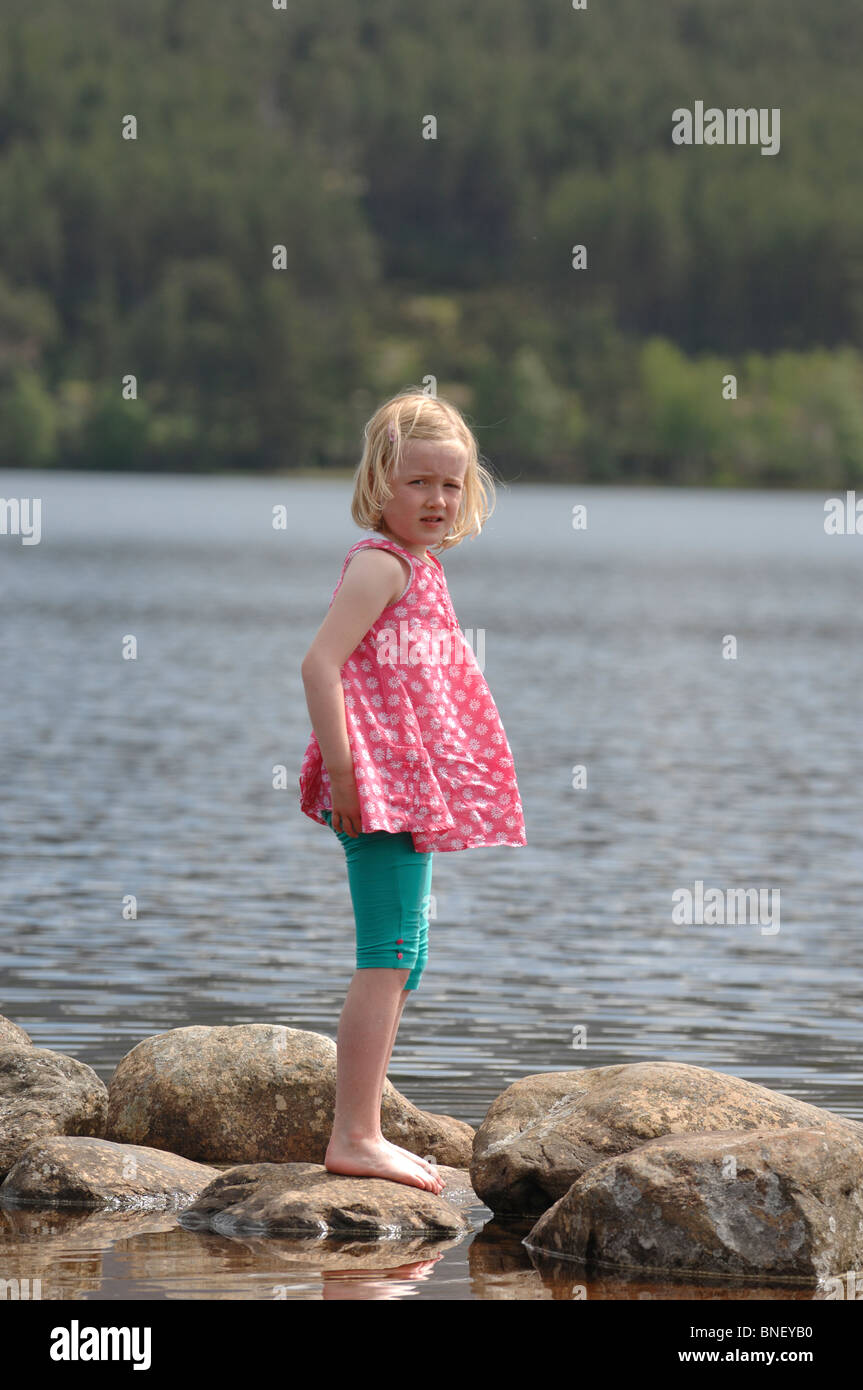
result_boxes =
[300,547,408,834]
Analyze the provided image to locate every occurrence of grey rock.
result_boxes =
[0,1046,108,1177]
[471,1061,863,1216]
[106,1023,473,1167]
[180,1161,474,1237]
[0,1016,33,1049]
[0,1135,221,1211]
[525,1125,863,1281]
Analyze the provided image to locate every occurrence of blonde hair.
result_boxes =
[350,388,496,550]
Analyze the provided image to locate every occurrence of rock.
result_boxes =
[0,1135,221,1211]
[0,1046,108,1178]
[0,1016,32,1048]
[180,1161,474,1238]
[470,1061,863,1216]
[524,1125,863,1281]
[106,1024,473,1167]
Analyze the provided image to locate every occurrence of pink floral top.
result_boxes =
[298,536,527,852]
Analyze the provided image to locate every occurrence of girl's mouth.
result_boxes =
[421,517,444,526]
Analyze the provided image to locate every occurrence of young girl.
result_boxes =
[298,389,526,1194]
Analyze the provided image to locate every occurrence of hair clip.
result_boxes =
[388,424,397,443]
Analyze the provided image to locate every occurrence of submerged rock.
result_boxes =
[106,1024,473,1167]
[525,1125,863,1281]
[471,1061,863,1216]
[180,1161,474,1238]
[0,1046,108,1178]
[0,1135,220,1211]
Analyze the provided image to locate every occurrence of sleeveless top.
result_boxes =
[298,536,527,853]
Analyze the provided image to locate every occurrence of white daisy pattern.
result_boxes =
[298,537,527,852]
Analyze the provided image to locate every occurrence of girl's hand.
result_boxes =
[329,769,363,837]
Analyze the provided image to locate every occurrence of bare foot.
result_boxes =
[385,1141,441,1179]
[325,1137,445,1193]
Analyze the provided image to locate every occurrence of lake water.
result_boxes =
[1,469,861,1301]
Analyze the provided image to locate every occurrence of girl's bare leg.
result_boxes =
[378,987,440,1179]
[325,969,443,1192]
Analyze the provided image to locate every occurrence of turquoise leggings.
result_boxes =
[322,809,433,990]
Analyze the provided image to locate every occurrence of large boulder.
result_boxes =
[0,1016,33,1048]
[0,1046,108,1177]
[106,1024,473,1167]
[0,1135,220,1211]
[180,1161,474,1238]
[471,1062,863,1216]
[524,1125,863,1280]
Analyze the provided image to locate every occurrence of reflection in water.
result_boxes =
[0,1203,821,1302]
[1,472,861,1299]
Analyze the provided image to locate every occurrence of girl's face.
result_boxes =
[378,438,468,555]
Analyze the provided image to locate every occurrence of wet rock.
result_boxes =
[0,1135,221,1211]
[471,1061,863,1216]
[524,1125,863,1281]
[0,1016,32,1048]
[0,1046,108,1178]
[106,1024,473,1167]
[180,1161,474,1238]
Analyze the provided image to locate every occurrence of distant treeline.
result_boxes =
[2,0,862,485]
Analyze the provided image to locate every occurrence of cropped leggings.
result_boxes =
[322,810,433,990]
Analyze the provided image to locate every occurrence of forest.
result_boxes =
[1,0,861,485]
